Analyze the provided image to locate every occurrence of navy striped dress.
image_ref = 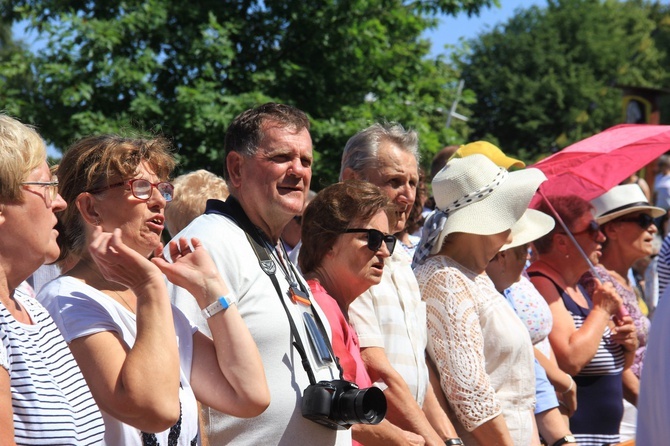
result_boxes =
[530,272,624,446]
[0,288,105,445]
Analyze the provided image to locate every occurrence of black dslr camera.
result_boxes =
[302,379,387,430]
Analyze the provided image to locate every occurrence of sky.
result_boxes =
[425,0,547,57]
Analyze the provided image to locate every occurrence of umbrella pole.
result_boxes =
[538,189,604,283]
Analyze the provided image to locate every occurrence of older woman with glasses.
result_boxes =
[299,180,428,446]
[0,115,105,444]
[527,194,638,446]
[37,135,269,446]
[578,184,663,441]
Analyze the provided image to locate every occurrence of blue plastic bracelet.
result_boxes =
[202,295,236,318]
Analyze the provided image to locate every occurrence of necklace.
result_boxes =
[78,259,136,313]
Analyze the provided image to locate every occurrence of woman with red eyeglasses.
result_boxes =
[36,135,270,446]
[578,184,664,442]
[527,194,638,446]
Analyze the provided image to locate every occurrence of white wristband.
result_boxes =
[202,295,236,319]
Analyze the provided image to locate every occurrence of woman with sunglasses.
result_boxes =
[528,194,638,446]
[37,135,269,445]
[299,180,425,445]
[578,184,663,441]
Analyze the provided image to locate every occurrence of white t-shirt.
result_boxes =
[168,210,351,446]
[1,287,105,445]
[38,276,199,446]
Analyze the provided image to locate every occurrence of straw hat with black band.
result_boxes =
[413,154,546,266]
[590,184,665,225]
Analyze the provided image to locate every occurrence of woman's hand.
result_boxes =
[152,237,230,303]
[589,279,623,317]
[610,316,639,353]
[88,226,163,290]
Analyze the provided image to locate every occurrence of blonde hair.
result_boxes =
[0,114,47,202]
[165,169,229,236]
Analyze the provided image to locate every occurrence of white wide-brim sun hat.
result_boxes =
[591,183,665,225]
[500,208,555,251]
[430,154,547,254]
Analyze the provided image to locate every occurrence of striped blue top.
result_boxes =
[0,288,104,445]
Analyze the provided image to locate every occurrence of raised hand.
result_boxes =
[152,237,230,304]
[610,315,639,353]
[88,226,163,290]
[589,279,623,317]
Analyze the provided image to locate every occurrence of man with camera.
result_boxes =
[340,123,463,446]
[168,103,355,445]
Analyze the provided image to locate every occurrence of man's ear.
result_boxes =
[75,193,101,226]
[227,151,244,189]
[341,167,361,181]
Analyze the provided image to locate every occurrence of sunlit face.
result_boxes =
[569,212,606,266]
[328,210,392,301]
[359,141,418,234]
[235,124,312,233]
[92,161,167,257]
[610,212,657,260]
[1,161,67,274]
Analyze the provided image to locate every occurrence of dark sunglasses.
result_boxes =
[344,228,396,254]
[88,178,174,202]
[617,213,655,230]
[562,220,601,241]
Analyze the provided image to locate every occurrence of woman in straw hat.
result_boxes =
[527,195,637,446]
[578,184,663,441]
[413,154,546,445]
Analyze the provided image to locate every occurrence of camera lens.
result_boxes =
[336,385,386,425]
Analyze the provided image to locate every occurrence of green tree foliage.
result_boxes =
[458,0,670,162]
[0,20,36,118]
[3,0,495,186]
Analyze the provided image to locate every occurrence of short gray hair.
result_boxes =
[339,122,419,180]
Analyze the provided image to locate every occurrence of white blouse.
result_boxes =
[415,255,535,445]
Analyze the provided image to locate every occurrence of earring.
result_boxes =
[94,219,100,226]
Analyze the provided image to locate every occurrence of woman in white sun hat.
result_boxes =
[414,154,546,445]
[487,210,580,446]
[578,183,663,442]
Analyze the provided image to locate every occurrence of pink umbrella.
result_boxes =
[529,123,670,207]
[528,124,670,311]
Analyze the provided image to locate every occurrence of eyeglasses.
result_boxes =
[344,228,396,254]
[88,178,174,202]
[617,213,655,230]
[568,220,602,241]
[22,175,59,207]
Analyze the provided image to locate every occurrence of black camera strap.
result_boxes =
[205,197,343,385]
